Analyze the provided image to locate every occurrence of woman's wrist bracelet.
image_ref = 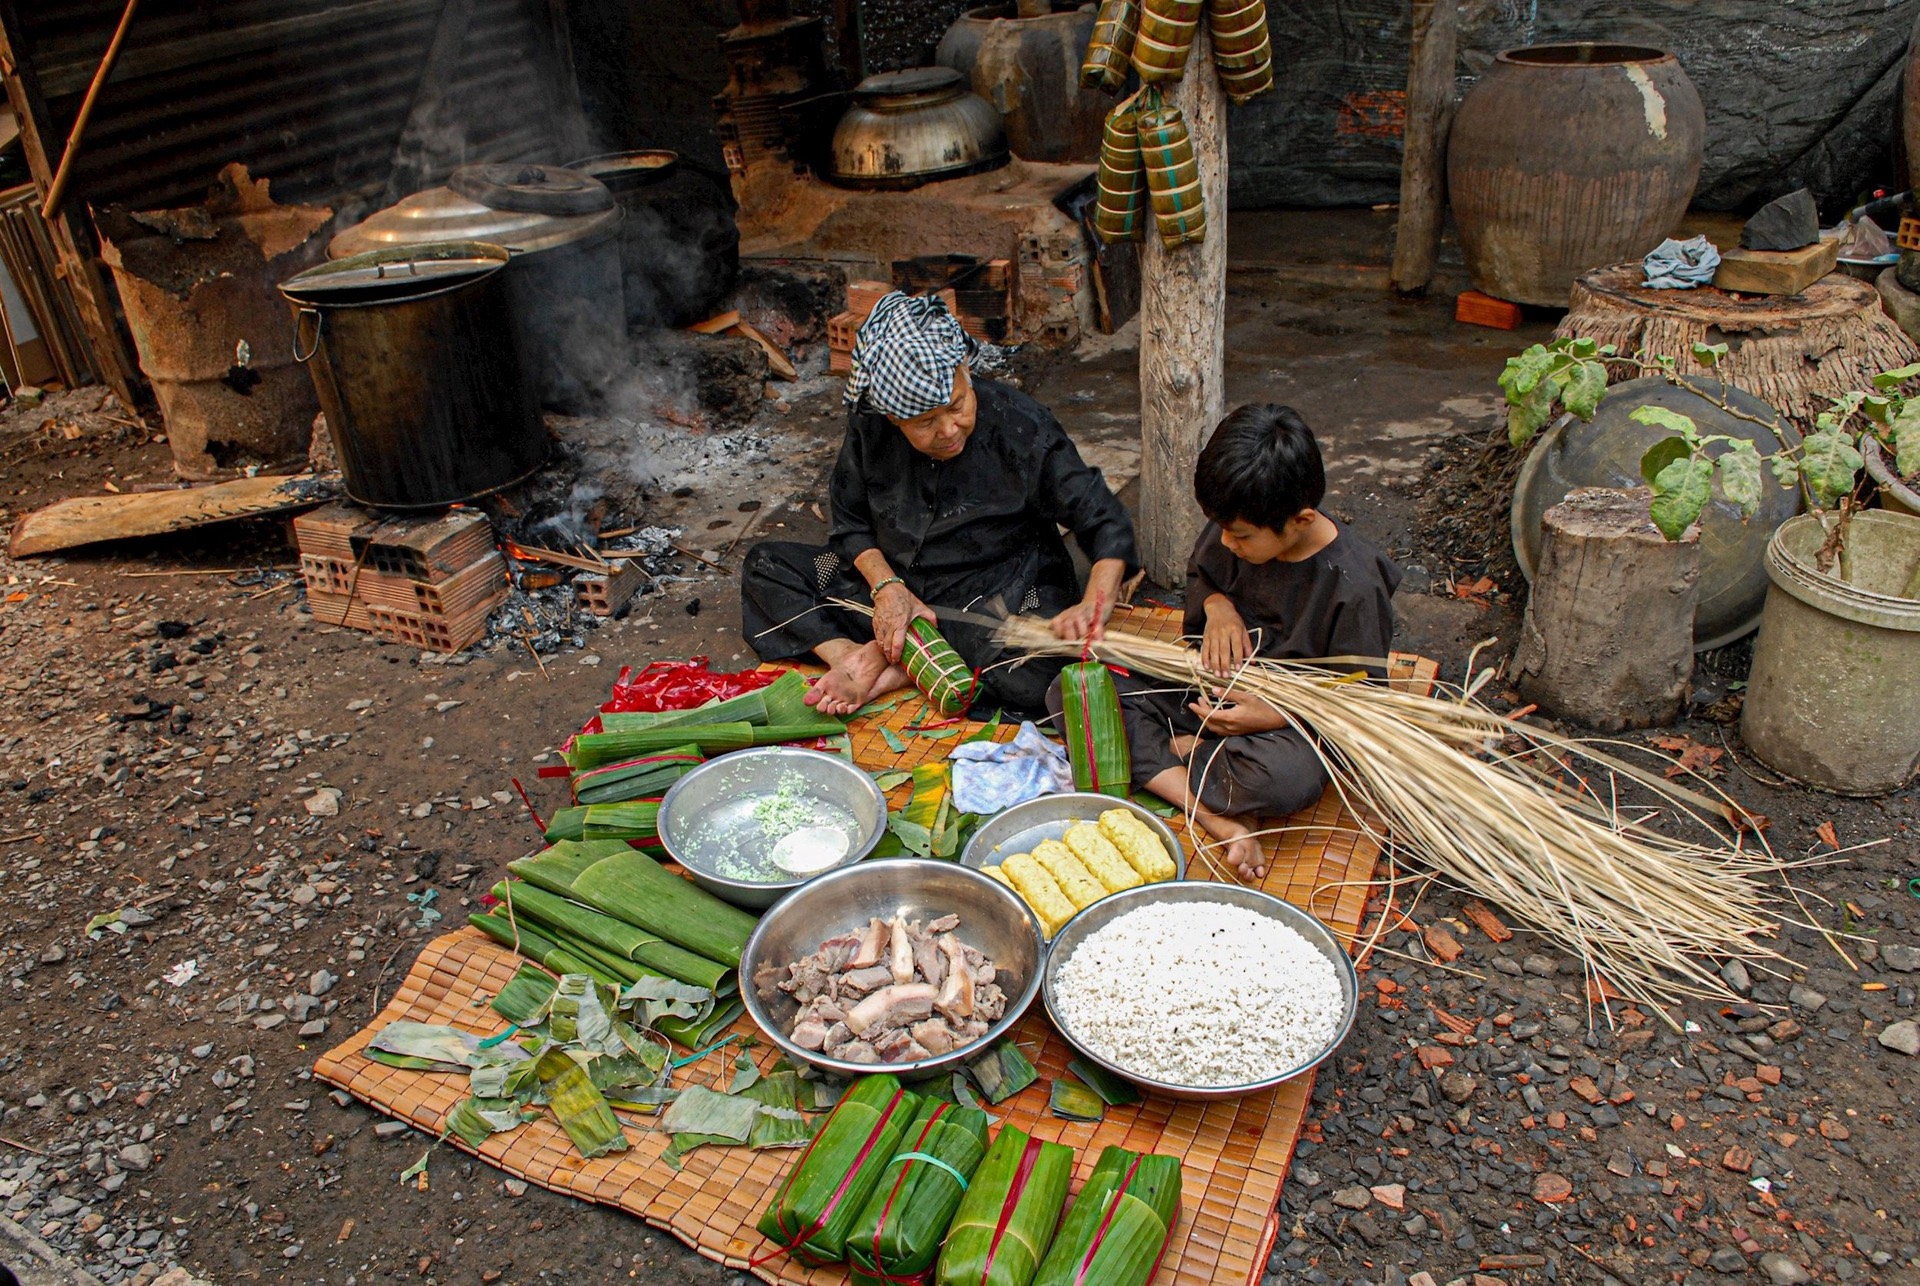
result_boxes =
[870,576,905,596]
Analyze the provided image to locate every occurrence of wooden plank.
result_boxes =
[1389,0,1459,294]
[1138,23,1228,587]
[0,0,138,402]
[9,475,328,556]
[1711,238,1840,296]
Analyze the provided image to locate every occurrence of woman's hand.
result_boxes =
[1200,597,1253,676]
[872,582,936,664]
[1188,690,1289,736]
[1049,594,1113,642]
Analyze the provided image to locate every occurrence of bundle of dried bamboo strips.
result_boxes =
[997,617,1807,1023]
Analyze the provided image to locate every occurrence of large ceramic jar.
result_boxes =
[936,3,1106,164]
[1447,44,1704,306]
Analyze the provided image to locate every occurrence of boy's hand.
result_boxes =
[1189,690,1289,736]
[1200,597,1253,676]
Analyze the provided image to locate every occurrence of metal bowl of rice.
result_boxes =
[1041,882,1360,1101]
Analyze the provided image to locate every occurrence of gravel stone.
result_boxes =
[117,1144,152,1171]
[1877,1020,1919,1056]
[1759,1252,1812,1284]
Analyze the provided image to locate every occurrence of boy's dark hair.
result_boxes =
[1193,404,1326,530]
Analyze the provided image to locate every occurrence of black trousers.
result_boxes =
[740,541,1073,716]
[1045,670,1329,817]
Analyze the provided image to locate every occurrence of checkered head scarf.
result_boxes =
[844,290,1004,420]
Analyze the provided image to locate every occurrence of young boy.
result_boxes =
[1053,404,1401,879]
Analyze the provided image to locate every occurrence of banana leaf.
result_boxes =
[967,1042,1038,1105]
[571,746,703,804]
[517,847,757,968]
[1048,1078,1105,1123]
[934,1126,1073,1286]
[543,806,589,843]
[582,800,664,843]
[1065,1059,1143,1107]
[846,1099,991,1284]
[567,707,846,769]
[445,1095,537,1149]
[514,839,632,892]
[661,1083,759,1143]
[758,1075,921,1267]
[532,1044,629,1160]
[368,1022,529,1072]
[466,913,736,1050]
[1060,661,1131,797]
[1032,1147,1181,1286]
[490,880,733,993]
[492,964,561,1026]
[744,1061,815,1151]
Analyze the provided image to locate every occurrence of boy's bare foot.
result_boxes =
[1198,813,1266,881]
[806,641,909,716]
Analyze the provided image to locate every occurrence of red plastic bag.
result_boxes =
[600,657,782,714]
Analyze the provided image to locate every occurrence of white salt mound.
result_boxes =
[1052,901,1346,1087]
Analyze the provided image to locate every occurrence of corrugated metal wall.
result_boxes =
[12,0,578,221]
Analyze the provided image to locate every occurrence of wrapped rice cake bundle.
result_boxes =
[1059,661,1131,796]
[1033,1146,1182,1286]
[1138,94,1205,249]
[998,854,1076,938]
[758,1075,922,1266]
[1130,0,1202,84]
[1093,96,1147,245]
[1205,0,1274,103]
[1081,0,1139,92]
[935,1125,1074,1286]
[1031,839,1105,909]
[1063,822,1143,893]
[1099,808,1178,881]
[846,1100,991,1286]
[905,619,975,716]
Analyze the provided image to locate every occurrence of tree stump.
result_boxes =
[1514,486,1700,731]
[1555,265,1920,436]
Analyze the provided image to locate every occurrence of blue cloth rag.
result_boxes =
[948,721,1075,814]
[1641,236,1721,290]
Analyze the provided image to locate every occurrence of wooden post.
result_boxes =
[1138,23,1228,588]
[1513,487,1700,731]
[1389,0,1458,294]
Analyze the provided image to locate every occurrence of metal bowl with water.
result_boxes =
[1041,882,1360,1101]
[741,860,1045,1079]
[657,747,887,910]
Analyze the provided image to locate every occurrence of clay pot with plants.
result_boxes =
[1504,339,1920,794]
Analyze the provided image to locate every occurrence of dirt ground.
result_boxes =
[0,211,1914,1286]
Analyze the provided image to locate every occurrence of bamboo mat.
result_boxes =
[315,611,1438,1286]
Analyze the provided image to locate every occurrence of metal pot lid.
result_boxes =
[854,66,968,106]
[448,163,614,215]
[328,186,620,259]
[280,242,509,304]
[566,150,681,192]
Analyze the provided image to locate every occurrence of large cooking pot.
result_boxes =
[1448,44,1704,306]
[936,4,1105,164]
[280,242,548,510]
[829,67,1009,190]
[329,164,623,412]
[566,150,740,328]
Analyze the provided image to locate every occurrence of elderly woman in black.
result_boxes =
[741,292,1138,716]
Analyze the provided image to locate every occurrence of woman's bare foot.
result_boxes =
[807,640,910,716]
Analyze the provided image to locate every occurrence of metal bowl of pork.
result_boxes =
[1041,882,1360,1101]
[741,859,1046,1080]
[657,747,888,910]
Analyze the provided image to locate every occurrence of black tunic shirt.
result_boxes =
[829,377,1139,606]
[1183,521,1401,670]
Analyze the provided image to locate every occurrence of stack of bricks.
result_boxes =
[294,504,508,652]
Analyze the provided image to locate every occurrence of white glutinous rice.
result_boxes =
[1051,901,1345,1087]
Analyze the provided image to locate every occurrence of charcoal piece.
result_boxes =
[1741,190,1819,251]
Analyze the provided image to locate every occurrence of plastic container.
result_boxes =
[1741,511,1920,794]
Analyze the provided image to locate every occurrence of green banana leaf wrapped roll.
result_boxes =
[486,880,733,993]
[1081,0,1139,92]
[757,1076,922,1267]
[1205,0,1272,103]
[1059,661,1131,796]
[509,845,758,968]
[1130,0,1201,83]
[934,1125,1073,1286]
[846,1100,992,1285]
[570,746,703,804]
[904,619,976,716]
[1138,92,1205,249]
[1032,1146,1182,1286]
[1094,95,1147,245]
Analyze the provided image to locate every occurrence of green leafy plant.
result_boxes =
[1501,337,1920,542]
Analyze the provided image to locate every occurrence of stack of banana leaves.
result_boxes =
[471,838,757,1048]
[544,671,848,843]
